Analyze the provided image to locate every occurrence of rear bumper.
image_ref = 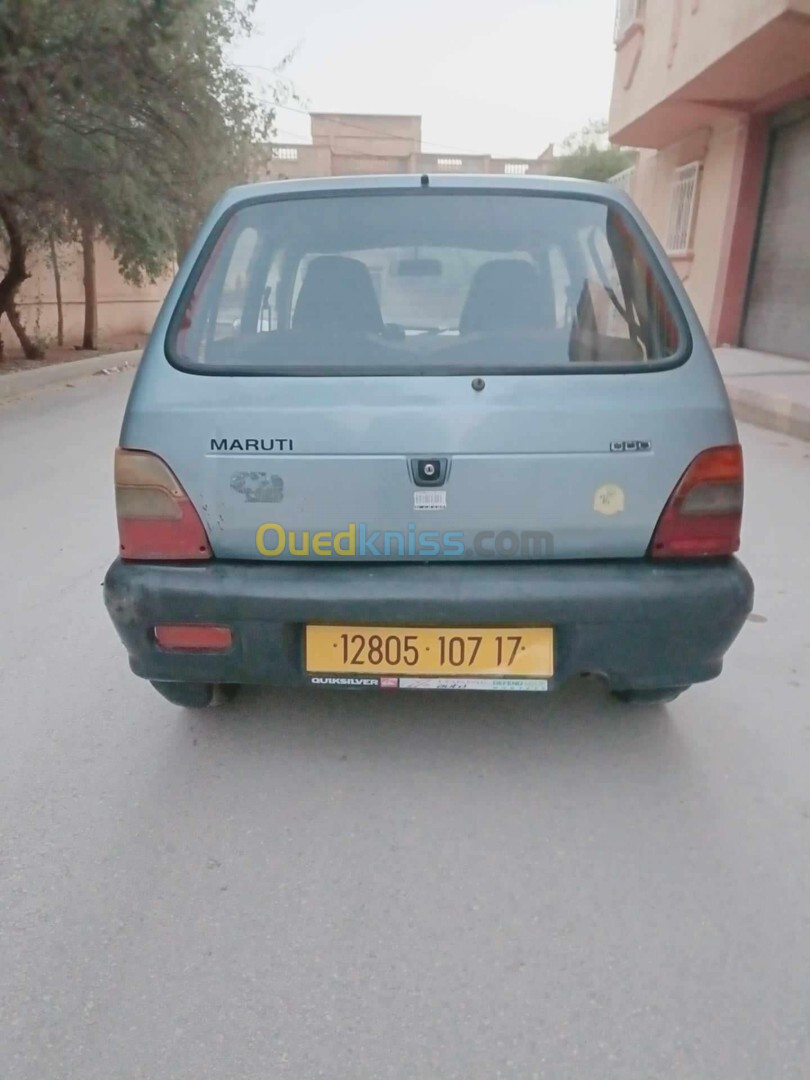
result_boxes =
[103,557,754,692]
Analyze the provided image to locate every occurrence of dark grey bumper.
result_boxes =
[103,557,754,692]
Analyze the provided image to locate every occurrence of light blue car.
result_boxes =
[104,174,753,707]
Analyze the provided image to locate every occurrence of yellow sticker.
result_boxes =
[594,484,625,515]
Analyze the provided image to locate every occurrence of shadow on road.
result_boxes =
[165,675,691,781]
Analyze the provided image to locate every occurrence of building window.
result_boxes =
[272,146,299,161]
[608,165,635,193]
[504,162,529,176]
[437,158,463,171]
[614,0,644,42]
[666,161,701,254]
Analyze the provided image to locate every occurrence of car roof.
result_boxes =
[220,173,633,211]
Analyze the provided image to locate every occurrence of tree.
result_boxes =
[0,0,281,357]
[551,120,636,183]
[46,230,65,347]
[0,197,47,357]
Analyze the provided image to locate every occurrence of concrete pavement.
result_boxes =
[716,347,810,442]
[1,369,809,1079]
[0,350,142,402]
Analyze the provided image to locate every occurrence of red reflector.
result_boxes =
[154,625,233,651]
[651,445,743,559]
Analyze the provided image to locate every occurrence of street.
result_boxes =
[1,369,808,1080]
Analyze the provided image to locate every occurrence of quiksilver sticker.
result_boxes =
[309,676,379,687]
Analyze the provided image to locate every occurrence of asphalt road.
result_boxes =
[1,369,808,1080]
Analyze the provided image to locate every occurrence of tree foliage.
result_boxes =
[551,120,636,183]
[0,0,283,356]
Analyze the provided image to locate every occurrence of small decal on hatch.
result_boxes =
[230,472,284,503]
[414,490,447,511]
[610,440,651,452]
[593,484,625,516]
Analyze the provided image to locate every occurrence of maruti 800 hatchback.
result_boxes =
[104,174,754,708]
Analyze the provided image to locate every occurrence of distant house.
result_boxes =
[263,112,556,181]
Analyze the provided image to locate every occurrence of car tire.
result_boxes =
[611,686,688,705]
[150,681,215,708]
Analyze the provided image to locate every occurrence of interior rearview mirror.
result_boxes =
[394,257,443,278]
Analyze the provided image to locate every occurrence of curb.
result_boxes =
[727,385,810,443]
[0,349,142,402]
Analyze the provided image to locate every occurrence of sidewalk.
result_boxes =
[0,349,142,401]
[715,347,810,442]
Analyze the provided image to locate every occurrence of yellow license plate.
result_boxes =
[306,626,554,678]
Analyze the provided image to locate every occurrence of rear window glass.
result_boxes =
[169,192,683,375]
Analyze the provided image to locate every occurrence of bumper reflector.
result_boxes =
[154,625,233,652]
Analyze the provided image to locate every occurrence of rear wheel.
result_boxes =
[611,686,688,705]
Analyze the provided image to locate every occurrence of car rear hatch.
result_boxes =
[120,180,738,563]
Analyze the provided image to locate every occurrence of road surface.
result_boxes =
[1,370,808,1079]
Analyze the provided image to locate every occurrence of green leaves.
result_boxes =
[551,120,636,183]
[0,0,279,315]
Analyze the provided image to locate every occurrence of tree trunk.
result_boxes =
[7,301,44,359]
[81,218,97,350]
[0,195,39,360]
[176,226,193,266]
[48,232,64,347]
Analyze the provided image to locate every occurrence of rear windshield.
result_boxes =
[169,191,684,375]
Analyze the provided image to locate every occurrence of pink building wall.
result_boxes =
[630,116,749,341]
[11,240,172,350]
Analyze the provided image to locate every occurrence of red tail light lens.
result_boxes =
[115,449,212,560]
[650,445,743,558]
[154,625,232,651]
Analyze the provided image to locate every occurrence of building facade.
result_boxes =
[263,113,556,182]
[609,0,810,358]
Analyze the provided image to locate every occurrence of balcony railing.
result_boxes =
[608,165,636,193]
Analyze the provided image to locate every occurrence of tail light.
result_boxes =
[650,445,743,558]
[115,449,211,560]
